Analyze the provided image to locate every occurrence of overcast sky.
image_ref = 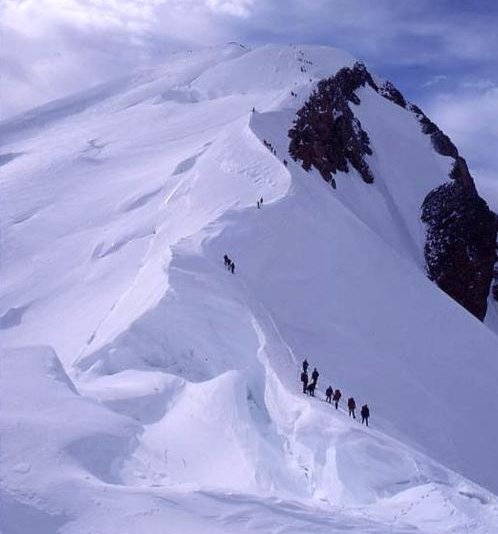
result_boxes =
[1,0,497,193]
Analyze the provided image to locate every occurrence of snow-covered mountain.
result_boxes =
[1,43,498,533]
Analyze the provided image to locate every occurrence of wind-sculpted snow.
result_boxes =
[1,44,498,533]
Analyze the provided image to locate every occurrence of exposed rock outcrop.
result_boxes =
[288,63,375,185]
[421,182,496,320]
[408,101,496,320]
[288,61,497,320]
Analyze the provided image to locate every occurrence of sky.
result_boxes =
[1,0,497,195]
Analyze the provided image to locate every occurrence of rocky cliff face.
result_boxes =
[288,62,497,320]
[421,182,496,320]
[410,102,497,321]
[288,63,375,186]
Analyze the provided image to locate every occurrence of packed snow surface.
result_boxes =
[1,43,498,533]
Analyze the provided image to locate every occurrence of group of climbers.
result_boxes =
[263,139,277,156]
[300,359,320,397]
[223,254,235,274]
[227,108,371,425]
[300,359,370,426]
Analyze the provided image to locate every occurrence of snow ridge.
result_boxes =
[1,44,498,533]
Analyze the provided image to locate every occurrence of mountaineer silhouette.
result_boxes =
[311,367,319,385]
[300,370,308,394]
[361,404,370,426]
[333,388,341,409]
[348,397,356,419]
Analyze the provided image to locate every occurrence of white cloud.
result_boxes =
[0,0,238,119]
[423,75,447,88]
[206,0,254,17]
[429,86,498,163]
[428,85,498,204]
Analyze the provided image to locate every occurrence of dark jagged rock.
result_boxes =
[408,97,496,320]
[492,266,498,302]
[288,61,497,320]
[288,63,375,184]
[378,80,407,109]
[421,182,497,320]
[405,104,458,159]
[449,156,476,191]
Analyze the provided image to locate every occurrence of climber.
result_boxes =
[283,159,288,167]
[361,404,370,427]
[311,367,319,385]
[252,106,256,113]
[260,197,264,206]
[306,381,316,397]
[302,359,309,373]
[301,370,308,394]
[223,254,230,267]
[257,200,260,209]
[325,386,333,404]
[230,262,235,274]
[347,397,356,419]
[333,388,341,409]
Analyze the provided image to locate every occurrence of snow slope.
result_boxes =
[1,43,498,533]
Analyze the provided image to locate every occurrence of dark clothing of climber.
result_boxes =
[311,368,319,384]
[361,404,370,426]
[301,371,308,393]
[302,359,309,373]
[306,382,316,397]
[348,397,356,419]
[325,386,333,403]
[333,389,341,409]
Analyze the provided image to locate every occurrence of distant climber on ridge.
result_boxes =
[223,255,235,274]
[301,370,308,394]
[311,367,319,385]
[333,388,341,409]
[306,381,316,397]
[361,404,370,427]
[302,359,309,373]
[348,397,356,419]
[325,385,333,404]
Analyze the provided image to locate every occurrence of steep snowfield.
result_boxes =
[1,43,498,533]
